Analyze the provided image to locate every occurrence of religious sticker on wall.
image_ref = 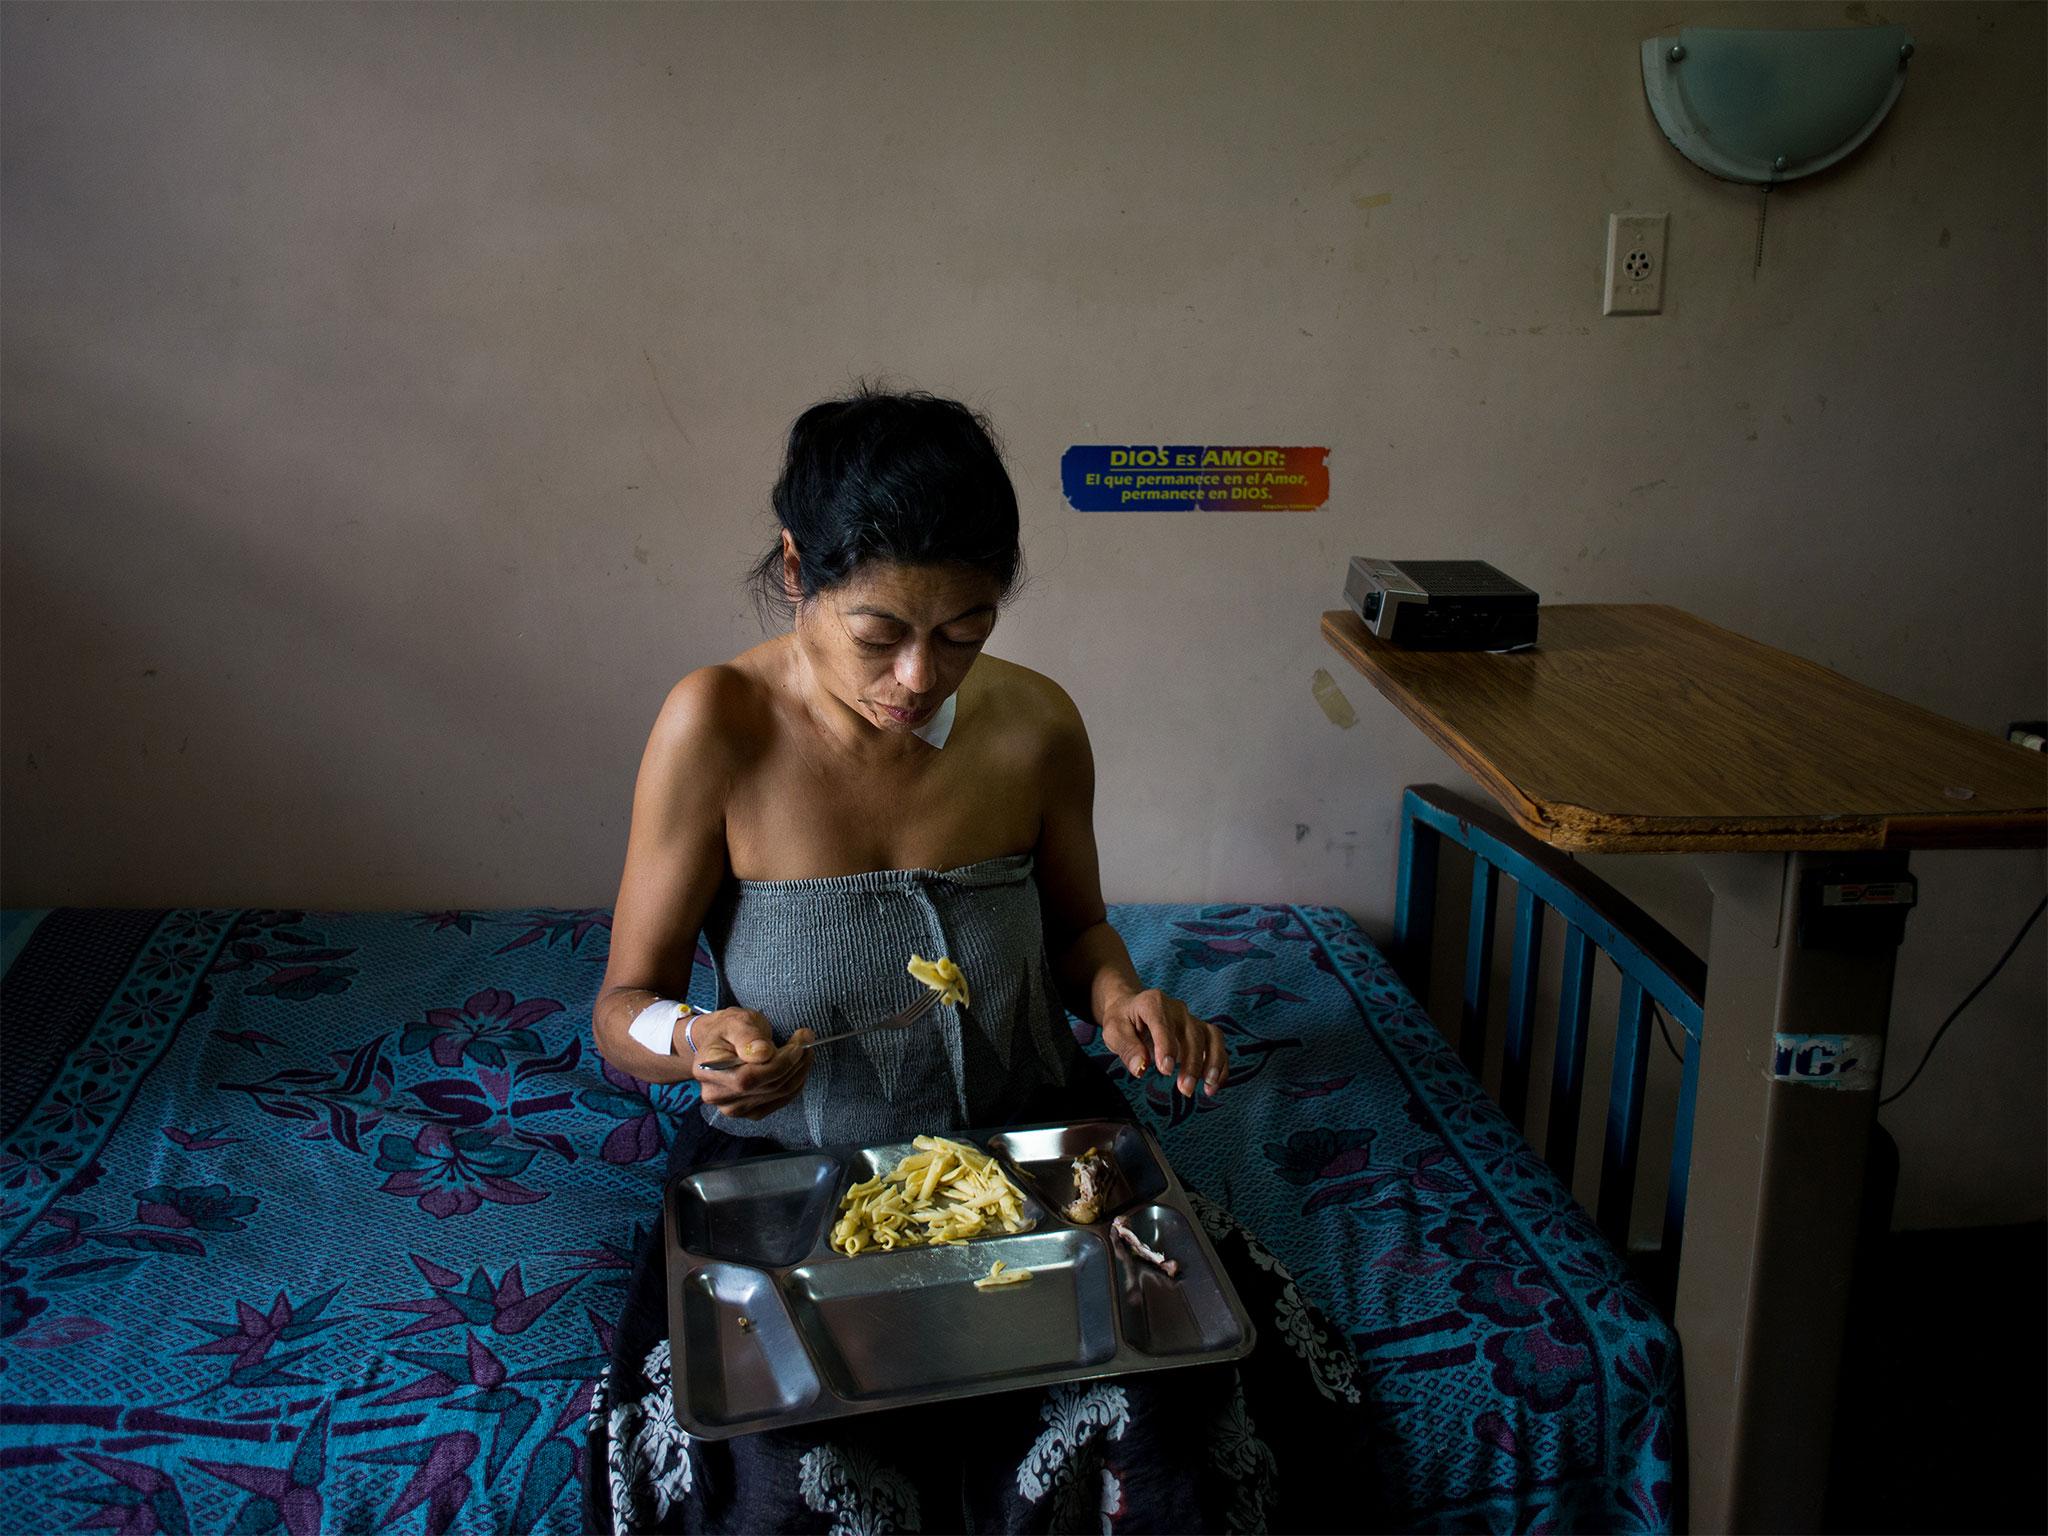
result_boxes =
[1061,445,1329,511]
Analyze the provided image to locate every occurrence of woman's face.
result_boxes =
[788,537,1002,735]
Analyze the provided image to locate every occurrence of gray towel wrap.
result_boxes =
[697,852,1084,1146]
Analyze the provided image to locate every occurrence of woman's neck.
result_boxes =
[781,633,947,766]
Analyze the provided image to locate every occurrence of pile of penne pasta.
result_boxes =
[829,1134,1031,1255]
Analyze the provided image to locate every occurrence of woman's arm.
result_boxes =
[594,668,812,1113]
[1034,683,1229,1100]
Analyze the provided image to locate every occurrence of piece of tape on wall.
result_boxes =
[1311,669,1358,729]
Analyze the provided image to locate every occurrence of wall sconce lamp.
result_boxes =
[1641,25,1915,187]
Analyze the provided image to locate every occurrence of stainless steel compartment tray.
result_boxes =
[662,1119,1256,1439]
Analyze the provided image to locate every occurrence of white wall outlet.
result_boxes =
[1603,213,1668,316]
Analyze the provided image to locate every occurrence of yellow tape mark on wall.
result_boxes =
[1310,669,1358,729]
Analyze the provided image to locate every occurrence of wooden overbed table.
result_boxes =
[1321,603,2047,1534]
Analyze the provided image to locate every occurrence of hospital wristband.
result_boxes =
[626,997,697,1057]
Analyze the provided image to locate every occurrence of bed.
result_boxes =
[0,789,1685,1534]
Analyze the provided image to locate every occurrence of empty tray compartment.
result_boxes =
[1111,1205,1247,1356]
[986,1121,1168,1222]
[785,1230,1115,1399]
[672,1152,842,1267]
[676,1262,822,1430]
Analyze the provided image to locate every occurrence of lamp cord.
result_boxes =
[1642,894,2045,1106]
[1879,896,2046,1107]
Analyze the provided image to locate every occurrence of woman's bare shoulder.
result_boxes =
[654,647,780,760]
[972,655,1088,747]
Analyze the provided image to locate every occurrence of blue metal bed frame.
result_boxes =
[1394,784,1707,1293]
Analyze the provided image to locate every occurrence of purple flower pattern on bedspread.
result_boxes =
[0,901,1676,1533]
[1072,903,1680,1532]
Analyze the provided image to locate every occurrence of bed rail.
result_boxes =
[1393,785,1707,1286]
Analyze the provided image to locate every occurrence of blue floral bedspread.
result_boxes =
[0,904,1676,1534]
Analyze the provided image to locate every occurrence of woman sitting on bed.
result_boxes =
[586,384,1369,1534]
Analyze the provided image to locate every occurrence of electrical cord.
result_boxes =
[1879,895,2046,1107]
[1637,894,2044,1096]
[1651,999,1686,1066]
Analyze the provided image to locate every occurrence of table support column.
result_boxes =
[1676,849,1911,1533]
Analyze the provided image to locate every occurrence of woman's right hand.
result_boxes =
[685,1007,814,1120]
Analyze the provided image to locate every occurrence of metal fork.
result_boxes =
[693,988,944,1073]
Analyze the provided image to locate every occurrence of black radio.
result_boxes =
[1342,558,1540,651]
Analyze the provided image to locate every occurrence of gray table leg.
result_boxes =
[1675,849,1911,1533]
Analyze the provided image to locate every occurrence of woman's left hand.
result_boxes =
[1099,989,1229,1099]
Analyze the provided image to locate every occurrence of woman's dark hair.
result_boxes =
[747,381,1025,625]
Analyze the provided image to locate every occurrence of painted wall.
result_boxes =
[4,2,2042,1229]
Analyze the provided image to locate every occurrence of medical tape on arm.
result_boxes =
[626,997,698,1057]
